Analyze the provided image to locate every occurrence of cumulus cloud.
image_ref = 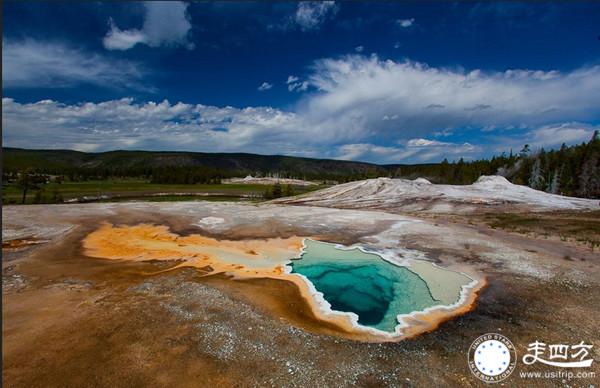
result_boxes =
[103,2,193,50]
[396,18,415,28]
[257,82,273,91]
[4,55,600,163]
[1,98,304,154]
[2,39,146,89]
[354,45,364,53]
[294,1,338,31]
[303,55,600,142]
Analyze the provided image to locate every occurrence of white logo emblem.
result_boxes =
[468,333,517,383]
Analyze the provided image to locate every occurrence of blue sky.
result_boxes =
[3,1,600,163]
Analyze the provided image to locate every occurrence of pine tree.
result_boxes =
[578,152,600,198]
[519,144,531,158]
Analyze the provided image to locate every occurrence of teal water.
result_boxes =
[290,239,439,333]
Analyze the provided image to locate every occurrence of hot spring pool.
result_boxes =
[290,239,452,333]
[82,223,478,339]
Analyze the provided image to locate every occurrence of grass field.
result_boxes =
[2,179,324,205]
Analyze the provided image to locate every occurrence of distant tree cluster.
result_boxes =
[263,183,295,199]
[513,131,600,198]
[388,131,600,198]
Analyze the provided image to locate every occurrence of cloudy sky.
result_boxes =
[3,1,600,163]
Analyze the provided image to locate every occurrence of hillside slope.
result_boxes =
[2,147,387,180]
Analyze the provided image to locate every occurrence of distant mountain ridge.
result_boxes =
[2,147,390,180]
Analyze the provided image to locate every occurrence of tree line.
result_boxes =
[4,131,599,201]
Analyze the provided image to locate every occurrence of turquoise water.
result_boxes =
[290,239,439,333]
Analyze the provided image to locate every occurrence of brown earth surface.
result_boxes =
[2,202,599,387]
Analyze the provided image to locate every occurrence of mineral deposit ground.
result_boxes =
[2,197,600,387]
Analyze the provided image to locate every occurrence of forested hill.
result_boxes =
[3,130,599,198]
[2,148,388,181]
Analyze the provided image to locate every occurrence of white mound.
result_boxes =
[223,176,318,186]
[413,178,432,185]
[274,175,598,213]
[473,175,512,185]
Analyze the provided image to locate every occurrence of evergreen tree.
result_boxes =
[454,158,465,184]
[440,158,450,180]
[519,144,531,158]
[578,153,600,198]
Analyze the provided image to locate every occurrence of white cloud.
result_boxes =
[3,97,597,163]
[286,75,308,92]
[4,55,600,163]
[355,45,364,53]
[2,39,146,89]
[303,55,600,142]
[103,2,193,50]
[492,122,598,153]
[529,123,596,147]
[257,82,273,91]
[334,139,477,163]
[484,122,599,155]
[102,19,147,50]
[294,1,338,31]
[404,138,478,162]
[1,98,304,155]
[407,138,449,147]
[396,18,415,28]
[288,81,309,92]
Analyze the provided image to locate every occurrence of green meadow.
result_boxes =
[2,179,323,205]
